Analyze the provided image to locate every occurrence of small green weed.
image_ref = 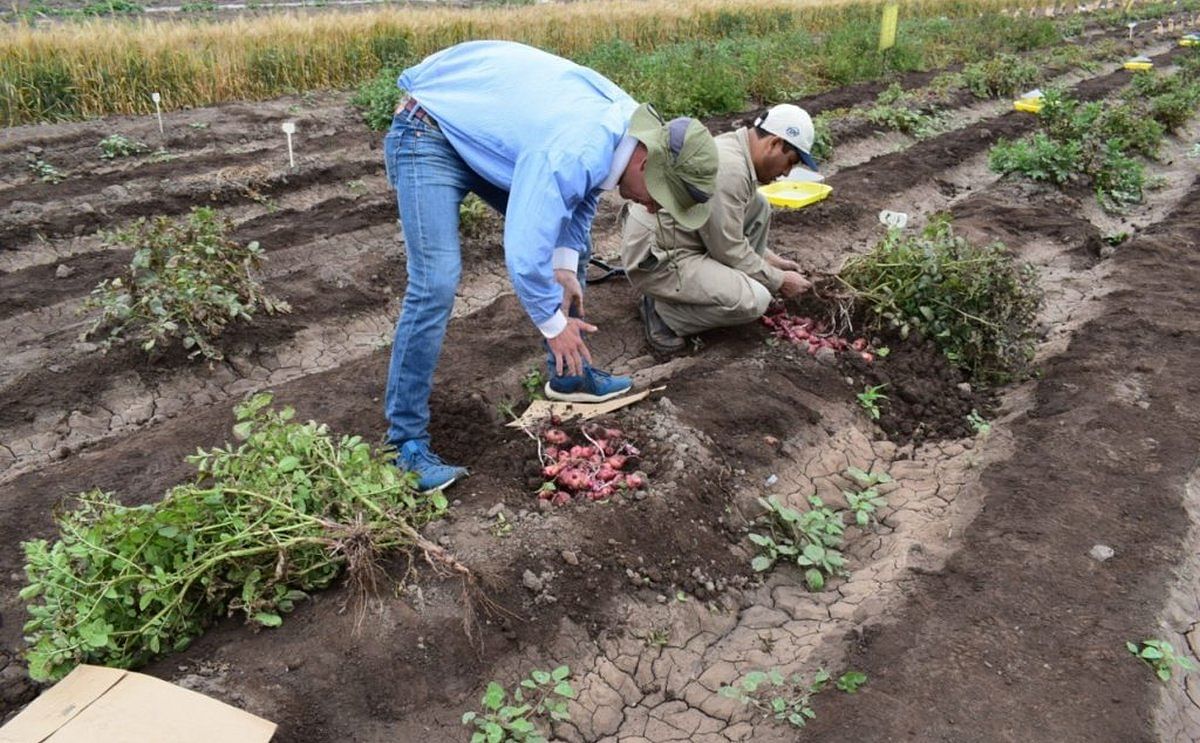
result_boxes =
[488,512,513,538]
[856,384,888,420]
[845,466,892,489]
[521,368,546,402]
[98,133,149,159]
[749,495,846,591]
[718,668,868,729]
[644,627,671,648]
[28,158,65,183]
[1127,639,1196,682]
[836,671,868,692]
[462,666,574,743]
[966,409,991,435]
[844,486,886,527]
[459,193,492,239]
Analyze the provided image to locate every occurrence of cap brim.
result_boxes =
[643,147,710,230]
[798,150,819,172]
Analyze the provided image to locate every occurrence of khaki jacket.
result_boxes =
[621,128,784,293]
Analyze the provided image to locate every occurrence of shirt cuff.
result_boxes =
[763,265,786,294]
[538,310,568,338]
[553,247,580,272]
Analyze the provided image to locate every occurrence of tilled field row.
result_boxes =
[2,39,1199,740]
[0,45,1187,485]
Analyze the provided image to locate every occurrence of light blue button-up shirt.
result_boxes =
[398,40,638,337]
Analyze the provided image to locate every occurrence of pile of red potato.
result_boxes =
[537,421,646,505]
[761,303,875,362]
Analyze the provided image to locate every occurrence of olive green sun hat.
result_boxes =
[627,103,719,230]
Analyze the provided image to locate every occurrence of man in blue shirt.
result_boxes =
[383,40,719,492]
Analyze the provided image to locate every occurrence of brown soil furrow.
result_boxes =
[0,152,379,248]
[0,91,359,177]
[0,192,394,321]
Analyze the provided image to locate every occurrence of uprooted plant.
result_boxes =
[83,206,290,360]
[837,216,1043,386]
[20,394,468,682]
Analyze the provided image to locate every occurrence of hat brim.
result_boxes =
[798,150,819,172]
[629,104,711,231]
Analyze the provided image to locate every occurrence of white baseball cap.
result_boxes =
[754,104,819,172]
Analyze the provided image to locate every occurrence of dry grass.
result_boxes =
[0,0,1151,124]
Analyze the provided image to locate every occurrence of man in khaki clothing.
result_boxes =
[621,104,819,354]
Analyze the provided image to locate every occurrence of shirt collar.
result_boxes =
[600,134,638,191]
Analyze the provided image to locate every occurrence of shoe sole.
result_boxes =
[543,382,633,404]
[419,473,466,495]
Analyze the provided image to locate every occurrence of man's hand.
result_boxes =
[767,252,803,273]
[778,270,812,298]
[555,268,585,317]
[547,317,596,377]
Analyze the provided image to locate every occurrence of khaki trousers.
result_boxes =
[623,193,773,337]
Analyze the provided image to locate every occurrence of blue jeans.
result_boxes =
[382,113,589,448]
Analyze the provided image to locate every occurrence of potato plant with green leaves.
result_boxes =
[838,217,1042,386]
[20,394,455,682]
[462,665,575,743]
[83,206,289,360]
[718,667,868,729]
[988,74,1200,211]
[98,133,148,159]
[1127,639,1196,682]
[961,53,1039,98]
[750,495,847,591]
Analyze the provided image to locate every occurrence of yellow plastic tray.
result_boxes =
[1014,98,1044,113]
[1182,38,1199,47]
[759,181,833,209]
[1124,60,1153,71]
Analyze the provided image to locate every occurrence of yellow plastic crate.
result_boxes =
[1014,97,1044,113]
[759,181,833,209]
[1182,36,1199,47]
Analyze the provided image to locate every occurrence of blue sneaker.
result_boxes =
[544,366,633,403]
[398,440,468,493]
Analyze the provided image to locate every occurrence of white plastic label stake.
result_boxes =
[151,92,163,134]
[1127,22,1137,40]
[879,210,909,229]
[281,121,296,168]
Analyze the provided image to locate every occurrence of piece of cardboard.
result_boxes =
[506,386,664,430]
[0,665,276,743]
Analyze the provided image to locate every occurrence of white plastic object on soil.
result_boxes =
[281,121,297,168]
[151,92,163,134]
[879,210,909,229]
